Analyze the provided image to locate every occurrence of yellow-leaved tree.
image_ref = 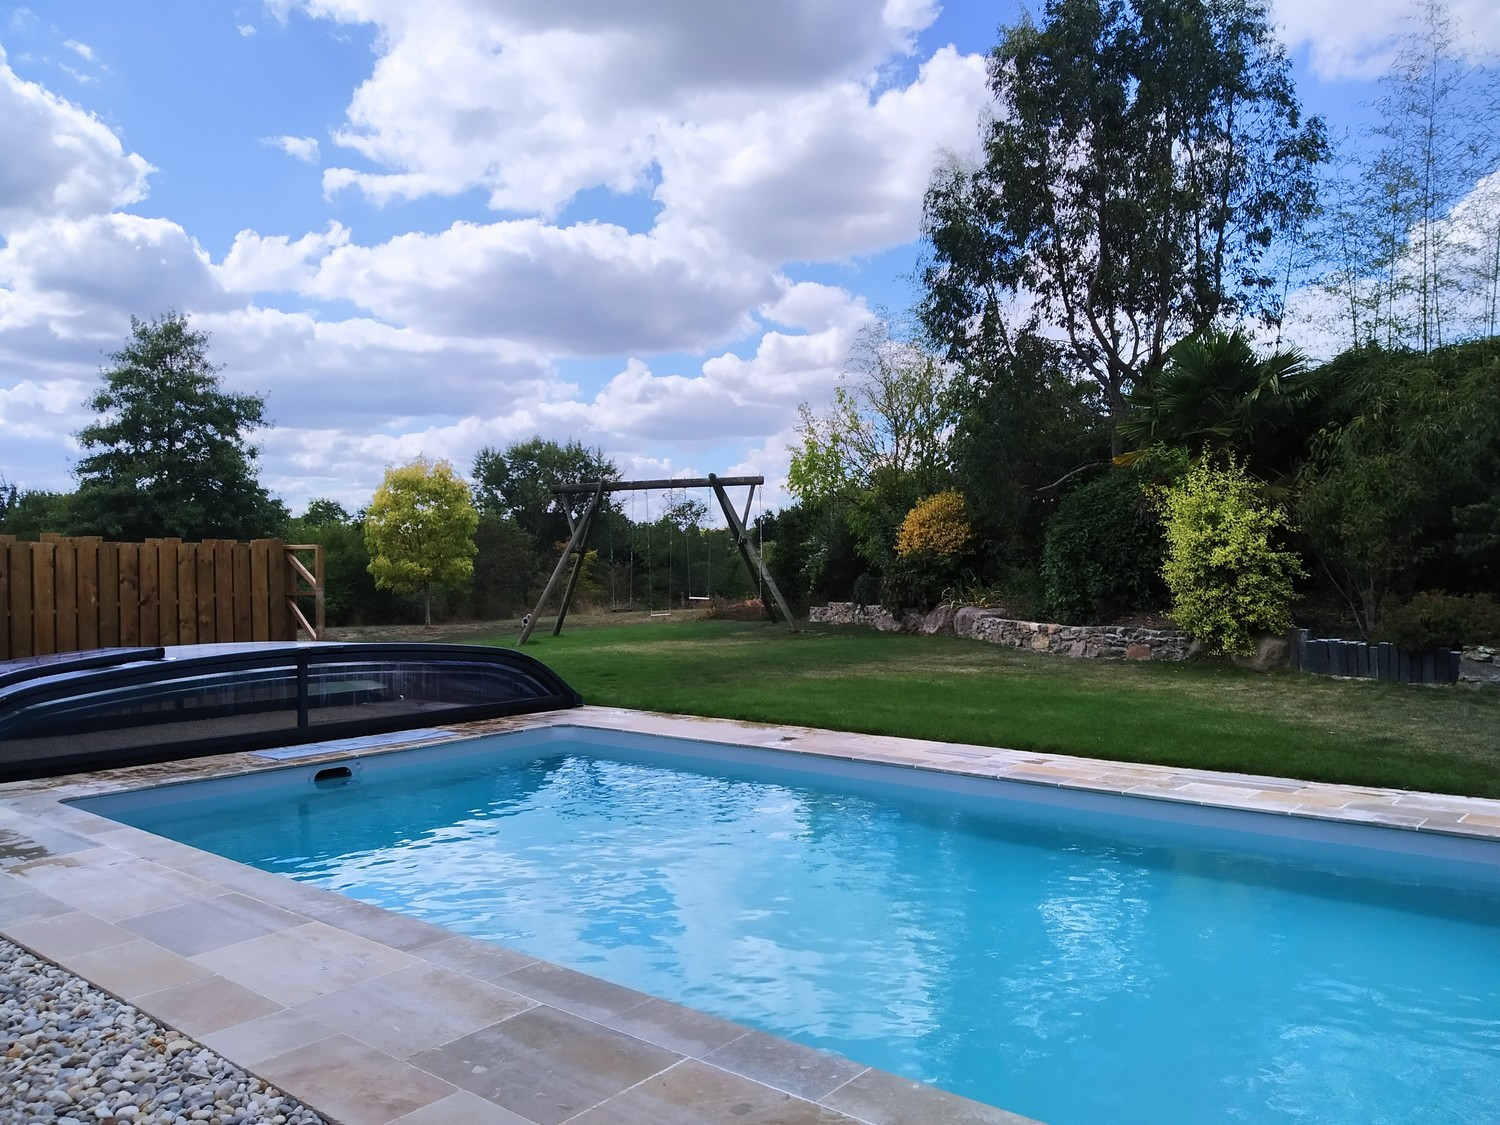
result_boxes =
[365,457,478,627]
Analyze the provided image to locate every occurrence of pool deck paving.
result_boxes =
[3,705,1499,1124]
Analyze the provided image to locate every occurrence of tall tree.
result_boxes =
[1323,1,1500,353]
[788,320,956,575]
[788,320,954,506]
[1364,0,1488,352]
[921,0,1326,452]
[471,437,620,555]
[365,458,479,627]
[1313,146,1384,349]
[946,330,1109,571]
[70,313,284,540]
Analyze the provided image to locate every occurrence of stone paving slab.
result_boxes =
[5,705,1500,1125]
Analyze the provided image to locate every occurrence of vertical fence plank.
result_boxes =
[269,541,291,641]
[157,540,180,646]
[232,543,252,641]
[97,543,119,648]
[31,542,56,655]
[213,540,234,641]
[250,539,271,641]
[54,539,78,653]
[117,545,140,647]
[8,540,32,659]
[76,538,101,650]
[139,541,160,645]
[196,546,215,642]
[176,544,198,646]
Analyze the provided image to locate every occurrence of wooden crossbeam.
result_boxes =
[552,476,763,494]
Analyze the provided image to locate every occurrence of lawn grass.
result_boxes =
[428,617,1500,798]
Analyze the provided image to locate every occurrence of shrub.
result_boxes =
[896,490,972,558]
[1156,456,1304,656]
[879,553,939,615]
[882,490,973,613]
[851,571,882,610]
[1375,592,1500,650]
[1040,466,1166,623]
[944,566,1048,618]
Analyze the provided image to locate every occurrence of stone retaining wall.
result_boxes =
[1460,646,1500,687]
[808,602,1191,661]
[809,602,1498,683]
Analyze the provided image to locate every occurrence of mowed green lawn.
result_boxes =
[453,618,1500,798]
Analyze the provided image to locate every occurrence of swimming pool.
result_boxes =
[77,725,1500,1125]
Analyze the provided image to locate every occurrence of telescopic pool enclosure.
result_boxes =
[0,642,582,781]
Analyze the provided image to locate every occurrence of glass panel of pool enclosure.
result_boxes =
[0,642,581,780]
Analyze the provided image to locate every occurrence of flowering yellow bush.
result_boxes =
[896,489,971,558]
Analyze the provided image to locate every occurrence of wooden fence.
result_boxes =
[0,535,324,661]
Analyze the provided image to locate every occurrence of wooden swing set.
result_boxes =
[517,474,795,644]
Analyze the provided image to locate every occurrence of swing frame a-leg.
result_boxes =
[518,474,796,643]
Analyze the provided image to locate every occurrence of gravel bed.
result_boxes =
[0,938,328,1125]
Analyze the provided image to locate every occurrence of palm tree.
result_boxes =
[1117,330,1320,484]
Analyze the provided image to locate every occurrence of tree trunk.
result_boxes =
[423,588,432,629]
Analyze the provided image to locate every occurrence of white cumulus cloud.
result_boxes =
[217,222,350,293]
[0,48,153,233]
[265,134,321,163]
[296,0,982,266]
[1273,0,1500,79]
[308,219,777,354]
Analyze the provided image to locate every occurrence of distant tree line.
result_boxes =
[0,315,768,628]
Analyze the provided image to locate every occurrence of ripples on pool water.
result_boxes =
[125,748,1500,1125]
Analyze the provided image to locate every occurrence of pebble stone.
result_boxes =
[0,938,327,1125]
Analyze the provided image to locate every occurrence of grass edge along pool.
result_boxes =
[73,725,1500,1124]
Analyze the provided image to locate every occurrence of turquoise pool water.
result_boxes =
[81,728,1500,1124]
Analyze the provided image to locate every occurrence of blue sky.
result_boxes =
[1,0,1496,519]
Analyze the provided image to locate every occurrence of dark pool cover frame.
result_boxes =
[0,642,582,781]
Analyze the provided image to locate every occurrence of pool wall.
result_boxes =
[74,723,1500,894]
